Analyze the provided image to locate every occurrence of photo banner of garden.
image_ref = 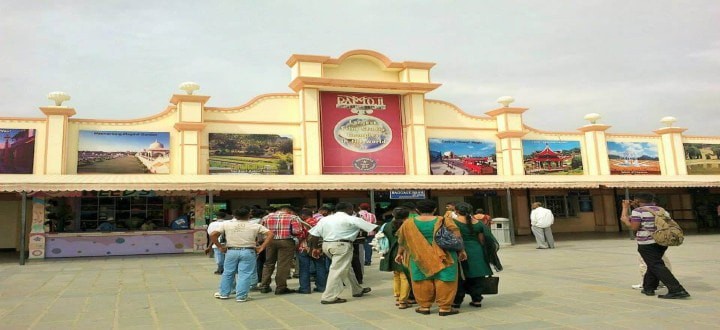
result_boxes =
[208,133,293,175]
[522,140,583,175]
[684,143,720,175]
[607,141,660,175]
[77,130,170,174]
[428,138,497,175]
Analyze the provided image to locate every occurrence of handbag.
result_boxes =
[480,276,499,295]
[434,217,464,251]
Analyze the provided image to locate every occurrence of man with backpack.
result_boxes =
[620,192,690,299]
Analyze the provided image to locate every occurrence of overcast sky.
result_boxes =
[2,1,718,135]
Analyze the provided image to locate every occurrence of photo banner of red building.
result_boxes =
[0,128,35,174]
[320,92,405,174]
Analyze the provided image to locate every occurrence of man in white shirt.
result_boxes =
[308,202,378,304]
[530,202,555,249]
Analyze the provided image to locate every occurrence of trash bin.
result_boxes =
[491,217,512,246]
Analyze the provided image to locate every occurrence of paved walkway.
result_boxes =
[1,233,719,329]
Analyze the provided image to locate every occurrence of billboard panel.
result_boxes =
[523,140,583,175]
[209,133,293,175]
[607,141,660,175]
[428,138,497,175]
[77,130,170,174]
[684,143,720,174]
[0,128,35,174]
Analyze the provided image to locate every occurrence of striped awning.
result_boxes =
[0,174,717,192]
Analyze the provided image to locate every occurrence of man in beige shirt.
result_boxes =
[210,207,273,302]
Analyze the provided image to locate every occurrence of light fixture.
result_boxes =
[179,82,200,95]
[660,116,677,127]
[583,113,601,124]
[47,91,71,106]
[496,96,514,107]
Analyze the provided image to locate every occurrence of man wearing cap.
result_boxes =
[308,202,378,304]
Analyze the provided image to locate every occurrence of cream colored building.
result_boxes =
[1,49,719,261]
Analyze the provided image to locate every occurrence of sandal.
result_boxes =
[469,301,482,308]
[415,307,431,315]
[439,308,459,316]
[397,302,409,309]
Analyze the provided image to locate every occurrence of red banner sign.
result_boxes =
[320,92,405,174]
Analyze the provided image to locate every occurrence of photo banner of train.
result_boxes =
[522,140,583,175]
[684,143,720,175]
[319,92,405,174]
[0,128,35,174]
[77,130,170,174]
[428,138,497,175]
[606,141,660,175]
[208,133,293,175]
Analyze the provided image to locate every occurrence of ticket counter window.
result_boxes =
[79,196,165,231]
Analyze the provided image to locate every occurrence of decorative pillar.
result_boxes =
[170,82,210,175]
[577,113,611,175]
[28,196,46,259]
[299,87,321,175]
[485,97,527,176]
[403,93,430,175]
[39,92,75,174]
[653,116,687,175]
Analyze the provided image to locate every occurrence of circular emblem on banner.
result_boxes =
[353,157,377,171]
[334,115,393,153]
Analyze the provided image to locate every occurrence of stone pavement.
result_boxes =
[1,232,719,330]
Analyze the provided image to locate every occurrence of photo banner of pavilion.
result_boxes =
[607,141,660,175]
[0,128,35,174]
[77,130,170,174]
[428,138,497,175]
[683,143,720,175]
[208,133,293,175]
[522,140,583,175]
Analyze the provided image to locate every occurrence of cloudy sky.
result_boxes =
[2,1,718,135]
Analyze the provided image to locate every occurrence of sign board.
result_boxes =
[389,190,426,200]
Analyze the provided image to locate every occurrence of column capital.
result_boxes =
[174,122,206,131]
[653,127,687,135]
[39,106,76,117]
[485,107,528,117]
[577,124,611,132]
[496,130,527,139]
[169,94,211,105]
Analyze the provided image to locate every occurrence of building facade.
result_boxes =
[1,49,719,260]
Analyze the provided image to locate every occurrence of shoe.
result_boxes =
[469,302,482,308]
[415,307,431,315]
[321,298,347,304]
[631,284,643,290]
[536,247,548,249]
[259,287,272,294]
[213,270,222,275]
[213,292,229,299]
[236,296,249,302]
[352,287,372,297]
[397,302,409,309]
[439,308,460,316]
[298,290,311,294]
[275,288,297,295]
[313,288,324,293]
[364,262,371,266]
[658,290,690,299]
[641,289,655,296]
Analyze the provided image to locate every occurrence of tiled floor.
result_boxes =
[1,232,718,329]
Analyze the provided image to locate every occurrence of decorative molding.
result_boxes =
[425,99,493,120]
[39,107,76,117]
[169,94,211,105]
[174,122,206,131]
[484,107,528,117]
[289,77,441,93]
[203,120,300,126]
[496,131,527,139]
[653,127,687,135]
[71,105,177,125]
[577,124,612,133]
[204,93,298,113]
[286,49,436,70]
[0,117,46,123]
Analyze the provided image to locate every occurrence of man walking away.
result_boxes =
[308,202,377,304]
[530,202,555,249]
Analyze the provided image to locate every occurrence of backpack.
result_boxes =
[644,207,684,246]
[375,223,390,255]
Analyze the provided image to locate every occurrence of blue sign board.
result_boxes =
[389,190,426,200]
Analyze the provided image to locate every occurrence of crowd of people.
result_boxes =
[205,199,503,316]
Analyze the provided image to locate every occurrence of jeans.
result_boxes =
[219,248,256,300]
[363,236,374,264]
[298,251,329,293]
[213,247,225,272]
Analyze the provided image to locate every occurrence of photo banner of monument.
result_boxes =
[428,138,497,175]
[319,92,405,174]
[208,133,293,175]
[77,130,170,174]
[684,143,720,175]
[0,128,35,174]
[522,140,583,175]
[607,141,660,175]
